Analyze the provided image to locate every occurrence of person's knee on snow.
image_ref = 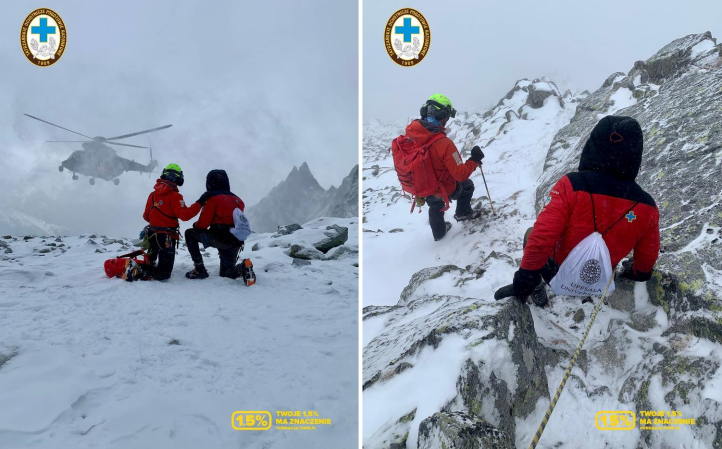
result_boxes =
[185,169,247,280]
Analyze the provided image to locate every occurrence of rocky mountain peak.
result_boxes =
[246,163,358,233]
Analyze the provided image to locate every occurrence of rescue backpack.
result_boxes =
[104,249,150,282]
[391,132,450,211]
[549,182,638,297]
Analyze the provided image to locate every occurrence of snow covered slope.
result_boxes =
[0,217,358,449]
[363,34,722,449]
[0,208,67,237]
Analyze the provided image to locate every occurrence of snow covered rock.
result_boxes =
[312,225,349,254]
[539,33,722,446]
[364,272,549,447]
[418,411,512,449]
[286,243,325,260]
[277,223,303,235]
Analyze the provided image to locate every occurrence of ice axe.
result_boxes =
[479,165,496,215]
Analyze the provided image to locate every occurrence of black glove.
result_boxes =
[493,268,542,301]
[469,146,484,164]
[197,191,214,206]
[617,259,652,282]
[512,268,542,299]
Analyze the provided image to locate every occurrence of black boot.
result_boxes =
[530,283,549,307]
[454,210,481,222]
[434,222,452,241]
[185,264,209,279]
[236,259,256,286]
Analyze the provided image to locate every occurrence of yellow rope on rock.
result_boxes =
[528,270,616,449]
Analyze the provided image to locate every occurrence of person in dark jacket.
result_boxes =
[185,169,247,280]
[495,115,660,305]
[142,163,201,280]
[404,93,485,241]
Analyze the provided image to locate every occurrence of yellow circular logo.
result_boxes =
[20,8,66,67]
[384,8,430,67]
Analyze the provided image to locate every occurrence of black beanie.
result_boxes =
[206,169,230,191]
[578,115,644,181]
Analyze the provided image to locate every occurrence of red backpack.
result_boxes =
[390,132,449,212]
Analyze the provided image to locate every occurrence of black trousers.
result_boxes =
[426,179,475,240]
[147,231,176,281]
[185,228,242,277]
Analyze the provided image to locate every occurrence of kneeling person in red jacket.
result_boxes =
[142,164,201,280]
[185,169,247,280]
[495,116,660,304]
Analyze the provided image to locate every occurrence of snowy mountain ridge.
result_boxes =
[362,32,722,449]
[0,207,68,237]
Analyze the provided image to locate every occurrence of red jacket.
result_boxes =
[193,194,245,230]
[522,171,660,276]
[143,179,201,228]
[404,120,479,196]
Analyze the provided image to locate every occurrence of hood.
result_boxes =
[153,179,178,194]
[404,119,446,143]
[206,169,231,191]
[578,115,644,181]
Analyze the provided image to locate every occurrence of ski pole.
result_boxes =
[479,166,495,215]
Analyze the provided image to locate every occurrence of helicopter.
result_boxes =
[24,114,172,186]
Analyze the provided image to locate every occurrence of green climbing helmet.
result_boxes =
[161,163,184,186]
[164,163,182,173]
[429,93,453,109]
[421,93,457,121]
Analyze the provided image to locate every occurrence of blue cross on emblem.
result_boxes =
[31,17,56,43]
[395,17,419,42]
[625,211,637,223]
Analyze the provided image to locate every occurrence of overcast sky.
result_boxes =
[364,0,722,121]
[0,1,357,236]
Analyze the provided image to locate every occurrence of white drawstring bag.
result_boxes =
[549,231,614,297]
[230,208,252,242]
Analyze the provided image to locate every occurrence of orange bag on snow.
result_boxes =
[104,250,150,282]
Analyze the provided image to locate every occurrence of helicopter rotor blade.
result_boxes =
[105,124,172,141]
[24,114,94,139]
[46,140,92,142]
[105,141,149,149]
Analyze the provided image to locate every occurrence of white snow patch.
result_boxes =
[605,88,637,115]
[691,39,716,59]
[362,334,469,448]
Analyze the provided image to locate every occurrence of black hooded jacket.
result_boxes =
[569,115,654,207]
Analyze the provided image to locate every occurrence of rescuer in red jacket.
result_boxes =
[495,115,660,305]
[142,163,202,280]
[185,169,247,280]
[405,94,484,241]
